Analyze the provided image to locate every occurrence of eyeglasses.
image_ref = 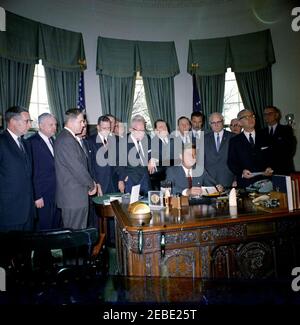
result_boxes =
[239,114,255,121]
[230,124,240,127]
[210,120,223,126]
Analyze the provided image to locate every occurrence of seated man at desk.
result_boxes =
[166,143,223,196]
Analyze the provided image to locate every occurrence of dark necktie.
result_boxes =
[187,170,192,189]
[249,133,254,146]
[80,139,88,157]
[17,137,26,154]
[48,137,54,147]
[216,133,220,152]
[269,127,274,136]
[103,138,107,146]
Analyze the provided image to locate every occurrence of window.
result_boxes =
[131,72,153,131]
[222,68,244,126]
[29,61,50,129]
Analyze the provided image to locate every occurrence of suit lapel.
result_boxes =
[37,133,54,159]
[4,130,25,158]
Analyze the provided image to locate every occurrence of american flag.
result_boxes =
[77,72,86,110]
[192,74,201,112]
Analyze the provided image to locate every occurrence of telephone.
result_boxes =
[246,179,273,193]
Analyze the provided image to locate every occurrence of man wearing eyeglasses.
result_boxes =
[204,112,235,188]
[117,115,153,196]
[228,109,273,188]
[0,106,35,231]
[259,106,296,175]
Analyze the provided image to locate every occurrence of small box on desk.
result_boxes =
[170,195,189,209]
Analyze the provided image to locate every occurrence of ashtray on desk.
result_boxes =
[128,201,152,225]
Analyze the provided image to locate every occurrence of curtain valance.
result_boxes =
[0,11,86,71]
[97,36,180,78]
[188,29,275,76]
[0,12,39,64]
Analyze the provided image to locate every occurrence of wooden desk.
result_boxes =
[111,199,300,279]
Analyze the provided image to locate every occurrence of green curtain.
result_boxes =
[38,23,86,129]
[137,41,178,130]
[99,74,135,123]
[0,11,39,64]
[39,23,86,71]
[0,57,35,128]
[44,67,80,130]
[235,66,273,129]
[143,77,175,131]
[196,73,225,129]
[97,37,179,123]
[188,30,275,76]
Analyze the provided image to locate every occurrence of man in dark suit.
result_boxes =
[88,115,114,195]
[228,109,273,188]
[259,106,297,175]
[150,119,174,190]
[29,113,61,230]
[117,115,153,196]
[204,112,235,188]
[191,111,204,144]
[166,143,222,196]
[54,109,97,230]
[0,106,35,231]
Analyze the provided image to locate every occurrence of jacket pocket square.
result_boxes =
[260,146,269,150]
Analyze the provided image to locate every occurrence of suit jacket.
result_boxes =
[204,130,235,187]
[228,131,270,188]
[88,133,114,194]
[258,124,296,175]
[166,165,216,195]
[29,132,56,203]
[0,130,34,228]
[151,135,175,167]
[54,129,95,209]
[117,133,151,185]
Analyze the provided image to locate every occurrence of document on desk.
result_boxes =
[202,186,219,195]
[130,184,140,204]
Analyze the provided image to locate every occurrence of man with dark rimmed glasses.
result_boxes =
[228,109,273,188]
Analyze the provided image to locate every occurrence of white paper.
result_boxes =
[229,188,237,206]
[251,171,264,177]
[130,184,140,204]
[202,186,218,195]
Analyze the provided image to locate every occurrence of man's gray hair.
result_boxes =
[38,112,56,125]
[131,114,146,125]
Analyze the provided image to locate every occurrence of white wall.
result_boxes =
[1,0,300,167]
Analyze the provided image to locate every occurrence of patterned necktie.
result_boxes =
[216,133,220,152]
[187,169,192,189]
[249,133,254,146]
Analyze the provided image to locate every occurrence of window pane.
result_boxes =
[224,80,239,103]
[29,103,38,129]
[132,77,152,131]
[29,62,49,130]
[38,78,48,104]
[222,68,244,127]
[37,63,45,77]
[30,78,38,103]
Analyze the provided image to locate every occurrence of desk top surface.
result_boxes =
[110,197,300,232]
